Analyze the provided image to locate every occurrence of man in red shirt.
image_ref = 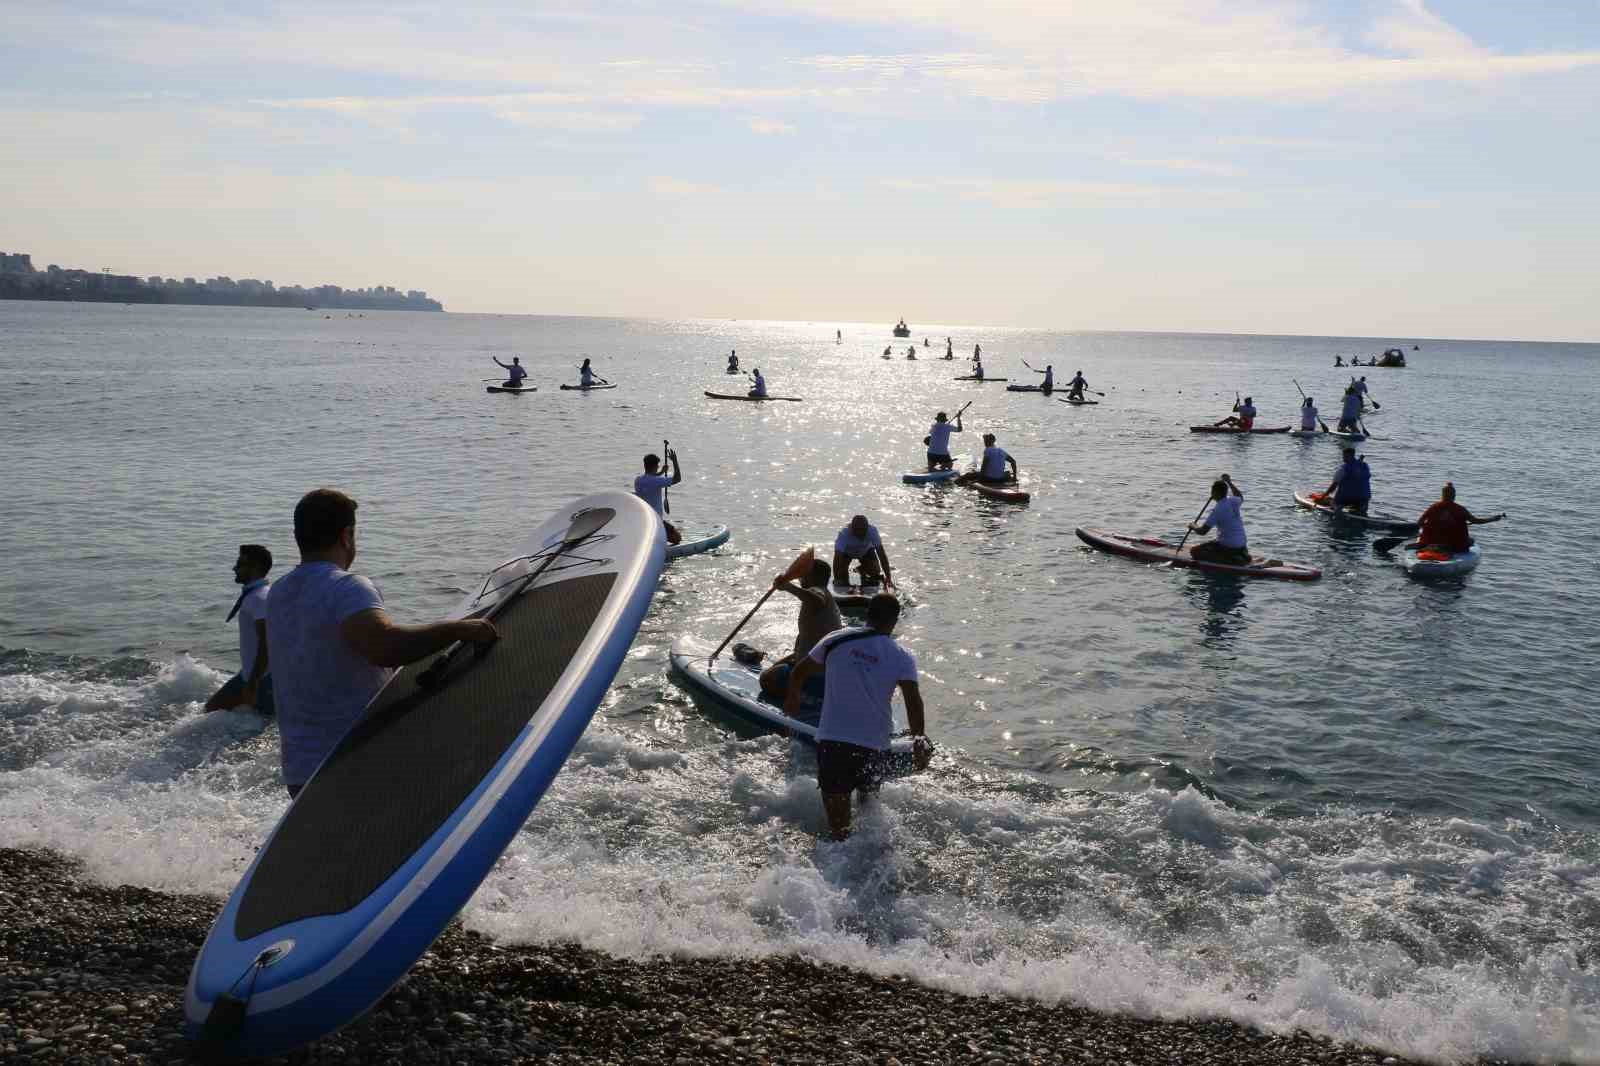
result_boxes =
[1414,482,1506,552]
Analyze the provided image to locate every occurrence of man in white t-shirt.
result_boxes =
[633,448,683,545]
[205,543,275,715]
[923,409,963,470]
[266,489,498,798]
[832,514,894,588]
[958,432,1018,485]
[784,594,928,839]
[1188,475,1249,564]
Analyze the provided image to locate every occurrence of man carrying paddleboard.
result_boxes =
[757,558,843,701]
[1188,475,1249,564]
[204,544,275,716]
[1213,395,1256,430]
[492,356,527,388]
[266,489,499,798]
[1320,447,1372,516]
[749,368,768,398]
[1410,483,1505,553]
[833,515,895,589]
[925,409,964,470]
[958,433,1018,485]
[784,593,928,841]
[634,449,683,545]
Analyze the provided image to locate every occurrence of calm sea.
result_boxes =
[2,301,1597,1062]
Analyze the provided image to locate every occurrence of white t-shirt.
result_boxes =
[265,561,393,787]
[927,420,959,454]
[981,446,1011,479]
[1300,405,1319,430]
[1206,495,1247,549]
[1237,402,1257,421]
[834,524,882,559]
[809,628,918,751]
[634,473,674,516]
[236,579,270,676]
[1353,379,1368,396]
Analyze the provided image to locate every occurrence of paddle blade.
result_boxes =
[780,546,816,582]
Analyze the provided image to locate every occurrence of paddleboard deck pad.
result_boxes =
[704,391,803,402]
[1075,527,1321,581]
[1293,490,1417,533]
[666,525,732,559]
[669,636,926,775]
[185,491,666,1059]
[486,385,536,394]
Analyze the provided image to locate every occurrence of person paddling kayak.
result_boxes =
[1213,395,1256,430]
[1189,475,1248,564]
[492,356,527,388]
[958,432,1018,485]
[757,557,843,701]
[1336,386,1363,433]
[1299,396,1324,432]
[634,448,683,545]
[1408,482,1505,553]
[924,409,963,470]
[748,368,768,398]
[1066,370,1090,401]
[1320,447,1372,516]
[727,350,739,373]
[833,514,895,589]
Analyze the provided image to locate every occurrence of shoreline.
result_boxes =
[0,847,1523,1066]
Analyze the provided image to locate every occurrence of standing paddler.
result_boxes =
[924,407,965,470]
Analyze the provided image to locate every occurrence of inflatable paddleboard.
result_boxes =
[486,385,536,394]
[1189,425,1291,434]
[559,383,617,391]
[1289,428,1367,440]
[666,525,731,559]
[953,376,1009,382]
[903,469,958,484]
[186,492,665,1059]
[970,481,1030,503]
[704,391,803,402]
[1075,527,1321,581]
[1399,544,1481,578]
[669,636,928,777]
[1293,490,1417,533]
[1057,397,1100,405]
[1004,385,1053,393]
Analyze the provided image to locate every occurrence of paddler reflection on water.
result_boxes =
[633,448,683,545]
[1189,475,1249,564]
[833,514,894,589]
[785,593,929,840]
[267,489,498,798]
[757,557,843,700]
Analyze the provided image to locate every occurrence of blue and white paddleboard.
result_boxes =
[665,524,731,559]
[185,491,665,1059]
[902,469,958,484]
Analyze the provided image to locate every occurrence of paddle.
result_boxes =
[416,507,615,689]
[1292,378,1330,432]
[1372,535,1410,554]
[1168,491,1217,566]
[662,439,671,516]
[710,547,815,662]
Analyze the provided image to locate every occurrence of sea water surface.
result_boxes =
[1,302,1597,1063]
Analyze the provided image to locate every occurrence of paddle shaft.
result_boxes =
[1293,379,1330,431]
[710,587,779,662]
[662,439,671,515]
[1170,496,1215,562]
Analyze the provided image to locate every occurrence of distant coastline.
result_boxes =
[0,250,443,312]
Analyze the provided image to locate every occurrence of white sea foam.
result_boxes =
[1,662,1596,1063]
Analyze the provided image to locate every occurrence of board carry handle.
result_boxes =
[416,507,615,690]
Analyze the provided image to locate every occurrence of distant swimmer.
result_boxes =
[1300,396,1326,432]
[757,557,843,701]
[266,489,498,798]
[1410,482,1506,553]
[924,408,963,470]
[748,368,768,398]
[1066,370,1089,400]
[492,356,527,387]
[634,448,683,545]
[1320,447,1372,515]
[923,337,929,347]
[958,432,1018,485]
[204,543,275,715]
[833,514,894,589]
[1213,394,1257,430]
[1336,386,1363,433]
[1334,355,1345,367]
[883,346,892,357]
[784,593,928,840]
[727,350,739,373]
[836,330,842,344]
[1188,475,1248,565]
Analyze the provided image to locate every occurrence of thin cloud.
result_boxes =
[746,117,795,134]
[648,176,723,198]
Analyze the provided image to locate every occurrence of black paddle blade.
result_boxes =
[1372,536,1407,554]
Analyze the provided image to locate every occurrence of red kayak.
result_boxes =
[1075,527,1320,581]
[1189,425,1290,434]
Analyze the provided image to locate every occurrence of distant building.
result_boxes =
[0,252,35,274]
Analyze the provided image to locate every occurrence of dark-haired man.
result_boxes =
[758,557,843,700]
[833,514,894,589]
[205,543,275,714]
[784,593,928,840]
[266,488,498,798]
[634,449,683,545]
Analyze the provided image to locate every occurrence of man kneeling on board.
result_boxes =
[785,594,927,840]
[205,543,275,715]
[758,558,843,701]
[634,448,684,545]
[957,432,1018,485]
[1320,447,1372,515]
[267,489,499,799]
[1408,482,1506,553]
[1188,475,1249,564]
[833,514,895,589]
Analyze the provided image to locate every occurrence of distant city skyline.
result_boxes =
[3,2,1598,341]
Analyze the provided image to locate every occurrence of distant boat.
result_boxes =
[892,318,911,337]
[1377,348,1407,368]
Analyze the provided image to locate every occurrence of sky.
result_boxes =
[2,1,1598,340]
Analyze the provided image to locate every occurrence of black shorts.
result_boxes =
[927,451,953,468]
[816,740,893,795]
